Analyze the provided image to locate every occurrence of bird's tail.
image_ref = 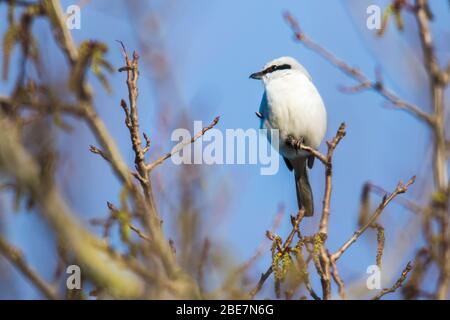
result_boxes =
[293,158,314,216]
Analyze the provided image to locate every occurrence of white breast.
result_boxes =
[259,72,327,159]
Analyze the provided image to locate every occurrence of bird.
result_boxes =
[250,56,327,216]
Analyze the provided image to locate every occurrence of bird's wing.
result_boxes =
[258,91,268,129]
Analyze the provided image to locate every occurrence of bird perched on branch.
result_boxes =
[250,56,327,216]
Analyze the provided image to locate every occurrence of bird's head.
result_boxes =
[249,56,311,84]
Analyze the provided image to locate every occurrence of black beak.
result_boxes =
[249,71,264,80]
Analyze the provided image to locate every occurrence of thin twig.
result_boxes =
[286,137,327,165]
[283,12,433,126]
[248,209,306,299]
[117,41,158,218]
[237,205,284,274]
[331,176,416,262]
[319,123,346,235]
[248,266,273,299]
[89,145,109,162]
[129,224,152,242]
[0,235,58,300]
[146,116,220,171]
[330,255,346,299]
[367,182,422,214]
[372,261,413,300]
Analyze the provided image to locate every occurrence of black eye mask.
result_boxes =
[264,64,291,74]
[249,63,292,80]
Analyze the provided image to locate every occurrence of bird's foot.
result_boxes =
[286,135,304,153]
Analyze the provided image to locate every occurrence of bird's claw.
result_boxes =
[286,135,304,153]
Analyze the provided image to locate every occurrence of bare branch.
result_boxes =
[248,209,306,299]
[120,99,131,129]
[286,136,327,165]
[319,122,346,236]
[89,145,109,162]
[116,42,158,217]
[331,176,416,262]
[443,61,450,85]
[283,12,433,125]
[414,0,441,82]
[3,2,201,298]
[129,224,152,242]
[0,115,145,298]
[413,0,450,299]
[367,182,423,214]
[330,256,346,300]
[42,0,79,64]
[0,235,58,300]
[286,123,346,299]
[248,266,273,300]
[146,116,220,172]
[142,132,151,154]
[372,261,413,300]
[236,206,284,274]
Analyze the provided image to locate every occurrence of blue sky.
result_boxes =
[1,0,449,299]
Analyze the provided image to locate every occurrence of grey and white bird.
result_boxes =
[250,56,327,216]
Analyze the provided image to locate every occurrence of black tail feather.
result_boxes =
[294,158,314,216]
